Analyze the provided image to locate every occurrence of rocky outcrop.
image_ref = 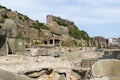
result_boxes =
[0,5,92,47]
[47,21,70,37]
[46,15,91,47]
[0,69,34,80]
[46,15,74,27]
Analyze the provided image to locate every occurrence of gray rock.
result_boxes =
[58,74,66,80]
[0,69,34,80]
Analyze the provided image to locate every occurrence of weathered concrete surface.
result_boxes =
[0,69,34,80]
[0,55,71,80]
[91,59,120,80]
[0,48,104,80]
[90,76,110,80]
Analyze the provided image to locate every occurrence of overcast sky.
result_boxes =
[0,0,120,38]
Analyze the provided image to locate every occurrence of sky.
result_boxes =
[0,0,120,38]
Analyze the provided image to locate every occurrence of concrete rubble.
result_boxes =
[0,47,120,80]
[0,69,34,80]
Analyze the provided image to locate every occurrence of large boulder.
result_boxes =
[48,21,70,37]
[0,69,34,80]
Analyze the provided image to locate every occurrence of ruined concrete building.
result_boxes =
[46,15,74,26]
[108,38,120,49]
[93,36,108,49]
[0,19,25,55]
[46,15,71,37]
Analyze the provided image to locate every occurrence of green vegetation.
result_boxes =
[0,5,11,12]
[0,5,7,9]
[0,18,5,23]
[29,20,49,30]
[73,40,78,45]
[61,41,71,47]
[3,14,8,18]
[18,16,23,20]
[24,15,30,21]
[56,20,68,26]
[69,26,90,40]
[0,14,8,23]
[16,34,24,38]
[18,12,30,21]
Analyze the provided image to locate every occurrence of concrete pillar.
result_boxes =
[47,40,50,44]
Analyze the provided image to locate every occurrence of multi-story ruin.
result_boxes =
[93,36,108,49]
[0,19,25,55]
[46,15,72,37]
[46,15,74,26]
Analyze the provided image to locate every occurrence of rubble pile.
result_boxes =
[0,47,120,80]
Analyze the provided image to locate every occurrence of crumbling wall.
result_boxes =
[92,59,120,77]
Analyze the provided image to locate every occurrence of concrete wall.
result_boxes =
[0,37,25,56]
[91,59,120,77]
[8,38,25,54]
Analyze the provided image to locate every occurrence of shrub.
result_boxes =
[0,18,5,23]
[56,20,68,26]
[3,14,8,18]
[69,26,90,40]
[31,20,49,30]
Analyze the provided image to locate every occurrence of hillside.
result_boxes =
[0,5,91,47]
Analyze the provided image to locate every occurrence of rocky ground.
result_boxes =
[0,47,120,80]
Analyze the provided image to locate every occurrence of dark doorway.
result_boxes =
[50,40,53,44]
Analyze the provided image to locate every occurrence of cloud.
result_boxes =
[0,0,120,38]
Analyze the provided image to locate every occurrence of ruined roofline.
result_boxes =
[46,14,74,25]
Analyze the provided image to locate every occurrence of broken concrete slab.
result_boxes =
[90,59,120,80]
[0,69,34,80]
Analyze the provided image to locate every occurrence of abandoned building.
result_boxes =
[0,19,25,55]
[0,29,25,55]
[93,36,108,49]
[43,38,61,47]
[46,15,74,26]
